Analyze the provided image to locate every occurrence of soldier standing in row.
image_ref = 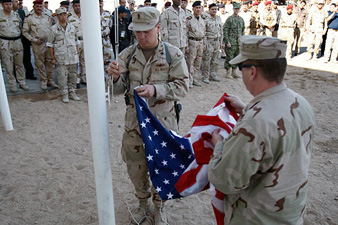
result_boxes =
[47,7,80,103]
[160,0,187,54]
[271,1,281,37]
[23,0,57,91]
[223,2,244,79]
[99,0,113,76]
[305,0,327,60]
[0,0,29,92]
[260,1,276,36]
[181,0,192,17]
[186,0,206,88]
[278,5,297,59]
[68,0,86,85]
[239,2,251,35]
[201,3,221,84]
[322,3,338,63]
[294,0,307,56]
[249,1,260,35]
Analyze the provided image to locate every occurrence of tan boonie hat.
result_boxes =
[56,7,67,15]
[128,7,160,31]
[229,35,287,64]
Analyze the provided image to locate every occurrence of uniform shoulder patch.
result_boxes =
[186,16,192,20]
[67,13,72,18]
[201,15,206,19]
[52,13,57,17]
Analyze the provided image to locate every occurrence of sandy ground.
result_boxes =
[0,58,337,225]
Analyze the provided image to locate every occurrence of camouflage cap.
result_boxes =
[128,7,160,31]
[56,7,67,15]
[233,2,241,8]
[229,35,287,64]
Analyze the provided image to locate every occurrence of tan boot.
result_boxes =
[231,68,240,79]
[69,92,80,101]
[62,94,69,103]
[225,69,232,78]
[153,205,168,225]
[130,199,153,225]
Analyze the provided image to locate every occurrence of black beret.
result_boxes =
[209,3,217,8]
[2,0,13,2]
[192,1,201,7]
[144,0,151,3]
[60,1,70,6]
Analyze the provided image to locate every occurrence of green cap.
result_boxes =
[233,2,241,8]
[128,7,160,31]
[230,35,287,64]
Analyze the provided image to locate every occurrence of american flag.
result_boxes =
[134,89,238,224]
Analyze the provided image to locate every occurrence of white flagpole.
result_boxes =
[0,63,13,131]
[81,1,115,225]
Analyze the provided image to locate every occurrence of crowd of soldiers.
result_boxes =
[0,0,337,99]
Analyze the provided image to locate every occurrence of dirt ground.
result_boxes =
[0,61,337,225]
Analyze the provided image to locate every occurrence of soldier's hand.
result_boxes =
[224,95,246,115]
[35,39,43,45]
[211,129,223,147]
[226,43,231,48]
[51,59,57,65]
[108,61,120,82]
[136,84,155,98]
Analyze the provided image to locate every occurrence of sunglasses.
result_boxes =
[238,64,261,71]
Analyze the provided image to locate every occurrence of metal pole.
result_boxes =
[80,1,115,224]
[0,63,13,131]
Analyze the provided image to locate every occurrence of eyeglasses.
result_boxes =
[237,64,261,71]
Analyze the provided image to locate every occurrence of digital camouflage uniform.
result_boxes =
[22,10,55,87]
[201,13,222,81]
[278,12,297,59]
[113,40,189,204]
[186,14,206,86]
[239,10,251,35]
[209,83,315,225]
[160,6,188,53]
[249,9,260,35]
[68,12,86,83]
[47,22,79,95]
[101,10,113,76]
[0,10,26,90]
[223,15,244,70]
[306,7,327,58]
[260,8,276,36]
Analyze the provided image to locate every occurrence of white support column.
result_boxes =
[81,1,115,225]
[0,64,13,131]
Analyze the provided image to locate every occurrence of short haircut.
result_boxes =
[245,58,287,83]
[331,3,336,7]
[301,0,306,4]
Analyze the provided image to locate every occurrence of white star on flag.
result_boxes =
[155,149,159,154]
[156,186,162,193]
[155,169,159,174]
[145,117,150,123]
[153,130,159,136]
[170,153,176,159]
[141,122,146,128]
[163,179,170,185]
[167,192,173,199]
[172,171,178,177]
[180,164,185,169]
[146,154,153,161]
[162,160,168,166]
[148,135,152,141]
[180,144,185,150]
[139,105,143,111]
[161,141,167,148]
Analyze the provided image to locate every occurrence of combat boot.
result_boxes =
[153,205,167,225]
[130,198,152,225]
[225,69,232,78]
[62,94,69,103]
[231,68,240,79]
[69,92,80,101]
[19,83,29,91]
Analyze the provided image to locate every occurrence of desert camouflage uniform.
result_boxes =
[186,14,206,86]
[160,6,188,53]
[22,10,55,86]
[239,10,251,35]
[223,15,244,70]
[113,40,189,203]
[0,10,26,89]
[260,8,276,36]
[209,83,315,225]
[294,6,308,56]
[306,7,327,58]
[47,22,79,95]
[278,12,297,58]
[249,9,260,35]
[201,14,222,81]
[101,10,113,76]
[183,8,192,17]
[68,12,86,83]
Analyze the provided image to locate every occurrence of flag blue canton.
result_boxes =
[134,90,195,200]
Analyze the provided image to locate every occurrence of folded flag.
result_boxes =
[134,89,238,224]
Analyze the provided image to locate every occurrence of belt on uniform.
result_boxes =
[207,37,219,41]
[0,35,21,41]
[102,34,109,38]
[189,37,203,41]
[78,36,83,40]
